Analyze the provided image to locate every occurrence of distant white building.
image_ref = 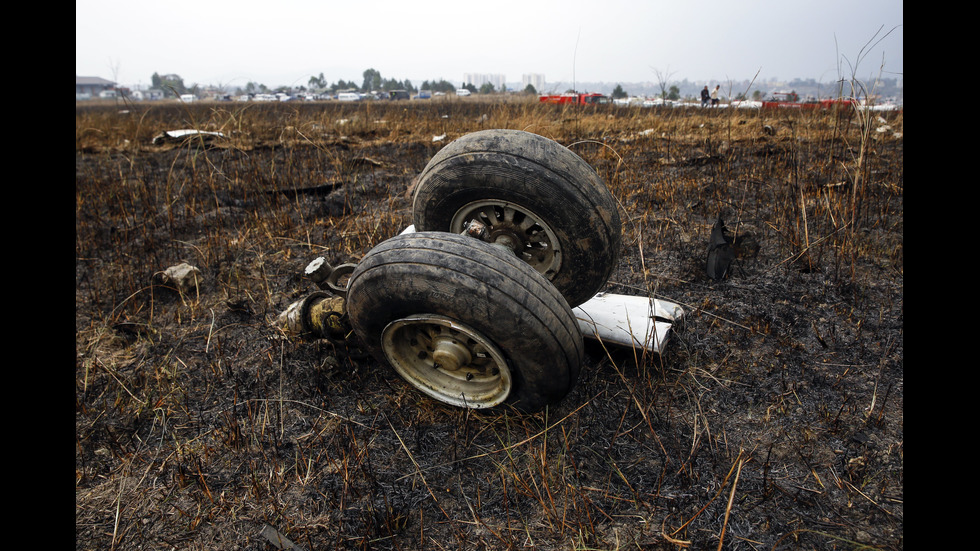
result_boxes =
[464,73,507,92]
[522,73,545,92]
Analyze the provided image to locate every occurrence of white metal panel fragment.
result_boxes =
[152,129,226,145]
[573,292,684,353]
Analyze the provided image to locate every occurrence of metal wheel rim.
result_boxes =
[381,315,512,408]
[450,200,562,280]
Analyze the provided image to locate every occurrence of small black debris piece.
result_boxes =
[706,217,736,281]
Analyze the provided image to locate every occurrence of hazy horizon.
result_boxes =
[77,0,902,90]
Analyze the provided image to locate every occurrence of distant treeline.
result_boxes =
[579,76,903,102]
[150,70,902,103]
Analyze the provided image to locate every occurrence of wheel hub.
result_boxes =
[431,336,472,371]
[381,315,512,408]
[488,229,522,255]
[450,200,562,279]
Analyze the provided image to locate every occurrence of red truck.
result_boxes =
[762,91,856,110]
[539,92,610,105]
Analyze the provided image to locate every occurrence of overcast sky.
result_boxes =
[76,0,902,90]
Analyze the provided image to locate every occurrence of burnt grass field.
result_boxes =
[76,98,902,550]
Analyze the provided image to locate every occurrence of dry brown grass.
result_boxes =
[76,97,902,550]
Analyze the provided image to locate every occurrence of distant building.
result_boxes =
[464,73,506,92]
[522,73,545,93]
[76,76,116,99]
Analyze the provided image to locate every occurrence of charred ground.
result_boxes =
[76,99,903,550]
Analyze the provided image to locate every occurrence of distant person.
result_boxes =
[711,85,720,107]
[700,86,710,107]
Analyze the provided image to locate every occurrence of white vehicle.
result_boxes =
[455,88,471,97]
[179,94,196,103]
[337,92,360,101]
[642,97,675,108]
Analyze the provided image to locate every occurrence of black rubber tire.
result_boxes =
[346,231,584,412]
[412,129,622,308]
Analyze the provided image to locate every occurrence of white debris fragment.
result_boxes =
[158,263,203,294]
[573,293,684,354]
[151,129,226,145]
[260,524,306,551]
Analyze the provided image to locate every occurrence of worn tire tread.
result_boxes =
[412,129,622,308]
[347,232,584,411]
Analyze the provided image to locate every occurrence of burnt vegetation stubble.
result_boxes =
[76,98,903,550]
